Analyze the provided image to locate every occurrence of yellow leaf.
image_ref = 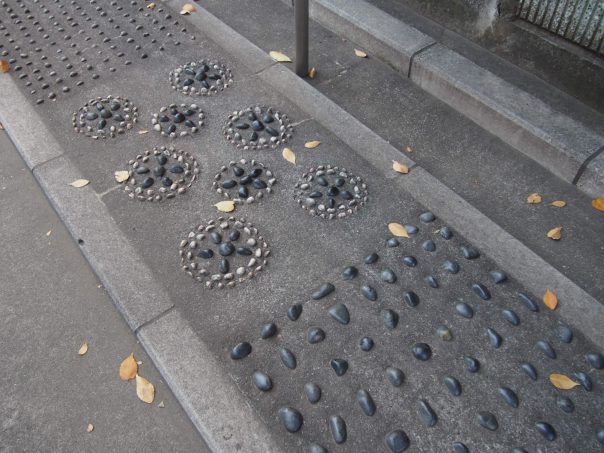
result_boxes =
[354,49,367,58]
[0,60,9,73]
[86,423,94,433]
[592,197,604,212]
[214,200,235,213]
[543,289,558,310]
[69,179,90,188]
[119,353,138,381]
[78,342,88,356]
[304,140,321,149]
[549,373,580,390]
[138,130,149,135]
[180,3,196,14]
[550,200,566,208]
[147,2,156,9]
[392,160,409,174]
[282,147,296,164]
[135,375,155,404]
[114,170,130,183]
[547,226,562,240]
[308,67,317,79]
[405,146,413,153]
[269,51,292,63]
[388,223,409,238]
[527,193,542,204]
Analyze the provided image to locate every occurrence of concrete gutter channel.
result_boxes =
[280,0,604,199]
[0,1,602,452]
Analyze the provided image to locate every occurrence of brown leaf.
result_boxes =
[78,342,88,356]
[547,226,562,240]
[527,193,542,204]
[550,200,566,208]
[543,289,558,310]
[69,179,90,188]
[405,146,413,153]
[592,197,604,212]
[354,49,367,58]
[549,373,580,390]
[308,67,317,79]
[86,423,94,433]
[304,140,321,149]
[392,160,409,174]
[282,147,296,164]
[147,2,156,9]
[114,170,130,183]
[269,51,292,63]
[214,200,235,213]
[388,223,409,238]
[119,353,138,381]
[180,3,196,14]
[0,60,9,73]
[135,375,155,404]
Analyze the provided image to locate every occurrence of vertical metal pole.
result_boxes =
[295,0,309,77]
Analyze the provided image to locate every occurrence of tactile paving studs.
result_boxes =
[179,217,270,289]
[169,60,233,96]
[294,164,369,219]
[72,95,138,138]
[223,106,293,150]
[152,103,204,138]
[213,159,276,205]
[118,146,199,201]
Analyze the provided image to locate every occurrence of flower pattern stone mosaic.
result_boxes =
[72,95,138,139]
[169,60,233,96]
[223,106,294,150]
[151,103,205,138]
[212,159,276,205]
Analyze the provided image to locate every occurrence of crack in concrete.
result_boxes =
[572,144,604,185]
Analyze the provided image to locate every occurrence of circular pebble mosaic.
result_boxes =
[223,106,293,150]
[72,95,138,139]
[212,159,276,205]
[119,146,199,202]
[152,103,205,138]
[179,217,270,289]
[294,165,368,219]
[169,60,233,96]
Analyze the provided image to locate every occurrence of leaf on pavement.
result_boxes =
[392,160,409,174]
[547,226,562,240]
[388,223,409,238]
[180,3,196,14]
[550,200,566,208]
[354,49,367,58]
[269,51,291,63]
[137,130,149,135]
[114,170,130,183]
[119,353,138,381]
[405,146,413,153]
[0,60,9,73]
[308,67,317,79]
[304,140,321,149]
[135,375,155,404]
[282,147,296,164]
[527,193,542,204]
[147,2,156,10]
[78,342,88,356]
[86,423,94,433]
[46,230,52,237]
[69,179,90,188]
[549,373,579,390]
[592,197,604,212]
[214,200,235,213]
[543,289,558,310]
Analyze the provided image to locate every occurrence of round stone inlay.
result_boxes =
[212,159,276,205]
[152,103,205,138]
[72,95,138,139]
[223,106,293,150]
[169,60,233,96]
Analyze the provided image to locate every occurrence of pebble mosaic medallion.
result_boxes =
[168,60,233,96]
[179,217,270,289]
[151,103,205,139]
[213,159,276,205]
[72,95,138,139]
[119,146,199,202]
[223,106,294,150]
[294,165,369,220]
[229,212,604,452]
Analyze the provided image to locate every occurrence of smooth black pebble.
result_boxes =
[357,389,376,416]
[361,285,377,301]
[312,283,335,300]
[230,342,251,360]
[331,359,348,376]
[477,412,498,431]
[279,348,297,369]
[329,415,347,444]
[328,303,350,325]
[287,304,303,321]
[417,399,438,427]
[253,371,272,391]
[385,430,410,453]
[444,376,462,396]
[307,327,325,344]
[260,322,277,339]
[278,407,303,433]
[304,383,321,404]
[412,343,432,361]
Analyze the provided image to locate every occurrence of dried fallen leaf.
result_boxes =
[304,140,321,149]
[392,160,409,174]
[135,375,155,404]
[119,353,138,381]
[214,200,236,213]
[69,179,90,188]
[180,3,196,14]
[547,226,563,240]
[147,2,156,9]
[282,147,296,164]
[86,423,94,433]
[114,170,130,183]
[0,60,9,73]
[550,200,566,208]
[543,289,558,310]
[46,230,52,237]
[388,223,409,238]
[308,67,317,79]
[137,130,149,135]
[405,146,413,153]
[354,49,367,58]
[527,193,542,204]
[549,373,580,390]
[78,342,88,356]
[269,51,292,63]
[592,197,604,212]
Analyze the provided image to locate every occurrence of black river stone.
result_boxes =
[342,266,358,280]
[586,352,604,369]
[307,327,325,344]
[498,387,519,408]
[385,430,410,453]
[535,422,556,441]
[404,291,420,307]
[440,226,453,239]
[170,164,184,174]
[556,396,574,413]
[557,324,573,343]
[477,411,498,431]
[260,323,277,339]
[573,371,592,391]
[520,362,537,380]
[218,242,235,256]
[357,389,376,416]
[443,260,460,274]
[386,367,405,387]
[230,342,251,360]
[253,179,267,189]
[359,337,374,351]
[163,177,173,187]
[209,232,222,244]
[309,191,322,198]
[287,304,303,321]
[417,399,438,427]
[141,177,154,189]
[279,348,297,369]
[461,246,480,259]
[100,109,112,119]
[278,407,303,433]
[502,309,520,326]
[253,371,272,391]
[329,415,347,444]
[444,376,462,396]
[198,249,214,259]
[328,303,350,325]
[156,155,168,165]
[304,383,321,404]
[596,428,604,444]
[251,120,264,131]
[381,269,397,284]
[136,166,150,174]
[365,253,379,264]
[402,256,417,267]
[239,186,249,198]
[425,276,438,288]
[232,165,245,177]
[518,292,539,312]
[412,343,432,361]
[422,240,436,252]
[153,166,166,177]
[222,179,237,189]
[419,212,435,223]
[240,175,253,185]
[340,190,354,200]
[472,283,491,300]
[309,444,328,453]
[387,238,400,248]
[487,328,503,348]
[489,270,507,284]
[236,247,253,256]
[381,309,399,329]
[537,340,556,359]
[464,356,480,373]
[312,283,335,300]
[85,111,98,120]
[218,259,229,274]
[456,303,473,319]
[229,230,240,242]
[250,168,263,178]
[361,285,377,301]
[331,359,348,376]
[327,186,339,197]
[235,122,249,130]
[452,442,469,453]
[316,175,329,186]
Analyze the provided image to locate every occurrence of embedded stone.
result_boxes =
[498,387,519,408]
[238,186,249,198]
[218,242,235,256]
[253,371,272,391]
[198,249,214,259]
[230,342,251,360]
[477,412,498,431]
[331,359,349,376]
[419,212,435,223]
[304,383,321,404]
[387,238,400,248]
[502,309,520,326]
[218,259,229,274]
[518,292,539,312]
[520,362,537,380]
[141,177,154,189]
[359,337,374,351]
[328,303,350,325]
[385,430,410,453]
[329,415,347,444]
[135,166,150,174]
[209,232,222,244]
[361,285,378,301]
[169,164,185,174]
[417,399,438,427]
[287,304,303,321]
[452,442,469,453]
[260,323,277,339]
[309,444,328,453]
[557,324,573,343]
[535,422,556,441]
[253,179,267,189]
[487,328,502,348]
[597,428,604,444]
[280,348,297,369]
[342,266,358,280]
[357,389,376,416]
[402,256,417,267]
[381,269,397,284]
[422,240,436,252]
[278,407,303,433]
[436,325,453,341]
[586,352,604,369]
[456,303,473,319]
[536,340,556,359]
[412,343,431,361]
[316,175,329,187]
[461,246,480,259]
[307,327,325,344]
[573,371,593,391]
[440,226,452,239]
[443,260,460,274]
[386,367,405,386]
[464,356,480,373]
[365,253,379,264]
[472,283,491,300]
[403,291,420,307]
[556,396,574,413]
[444,376,462,396]
[222,179,237,189]
[312,283,335,300]
[381,309,399,329]
[236,247,253,256]
[405,225,419,234]
[489,270,507,284]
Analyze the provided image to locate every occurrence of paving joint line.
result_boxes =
[572,144,604,185]
[133,306,176,335]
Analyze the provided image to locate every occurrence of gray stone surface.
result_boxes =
[577,149,604,199]
[0,131,206,452]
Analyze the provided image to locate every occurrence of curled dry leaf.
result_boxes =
[527,193,542,204]
[78,342,88,356]
[147,2,156,9]
[543,289,558,310]
[550,200,566,208]
[304,140,321,149]
[119,353,138,381]
[214,200,236,213]
[135,374,155,404]
[392,160,409,174]
[354,49,367,58]
[269,51,292,63]
[180,3,196,14]
[547,226,563,240]
[0,60,9,73]
[592,197,604,212]
[69,179,90,188]
[388,223,409,238]
[308,67,317,79]
[549,373,580,390]
[114,170,130,183]
[282,147,296,164]
[86,423,94,433]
